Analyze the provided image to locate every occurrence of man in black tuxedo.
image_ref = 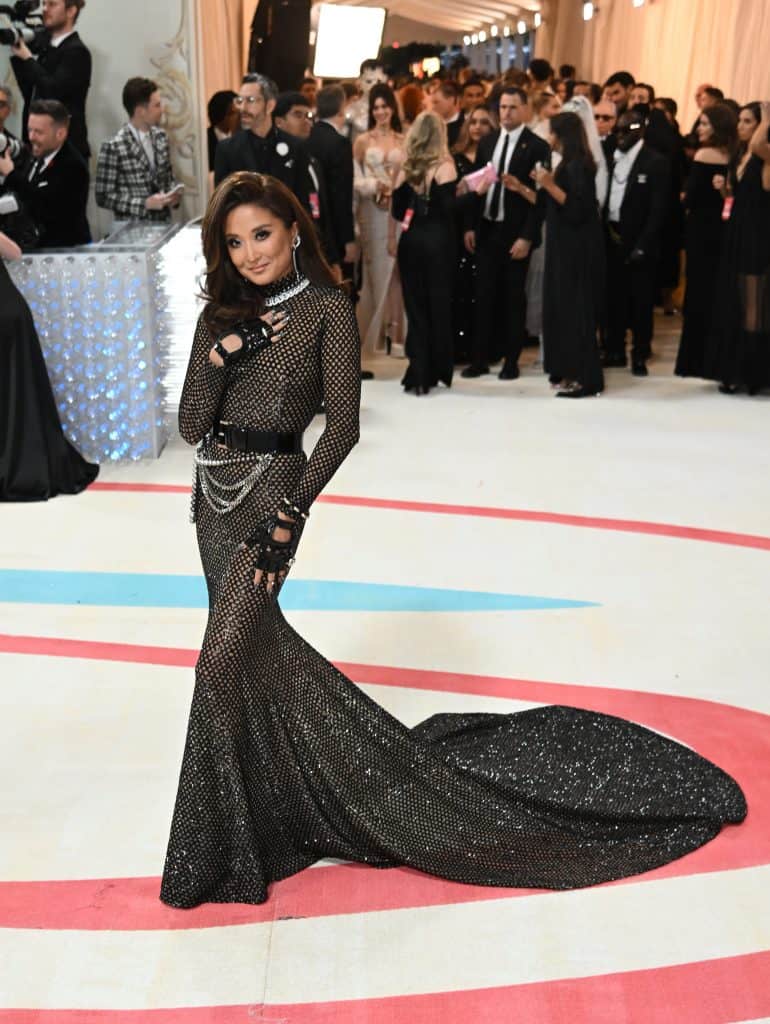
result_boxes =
[307,84,356,275]
[10,0,91,159]
[432,80,465,149]
[0,99,90,247]
[461,87,549,379]
[214,73,312,217]
[602,110,668,375]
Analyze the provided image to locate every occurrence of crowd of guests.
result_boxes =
[198,59,770,399]
[1,4,769,403]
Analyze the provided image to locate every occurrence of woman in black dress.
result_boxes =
[705,101,770,394]
[389,112,457,394]
[160,171,745,911]
[0,230,98,501]
[533,112,605,397]
[451,105,495,363]
[675,104,737,377]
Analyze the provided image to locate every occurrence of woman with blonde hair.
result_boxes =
[388,111,457,393]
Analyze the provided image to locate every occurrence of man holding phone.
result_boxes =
[95,77,182,226]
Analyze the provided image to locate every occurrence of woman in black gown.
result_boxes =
[0,230,98,501]
[675,104,737,378]
[389,112,457,395]
[704,102,770,394]
[160,172,745,911]
[451,105,495,363]
[533,112,605,397]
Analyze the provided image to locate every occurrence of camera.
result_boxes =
[0,131,24,160]
[0,2,47,49]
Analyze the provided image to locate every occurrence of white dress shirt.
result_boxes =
[128,124,155,170]
[609,138,643,222]
[49,30,76,48]
[485,124,524,221]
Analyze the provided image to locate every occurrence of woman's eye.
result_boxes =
[254,230,270,241]
[227,239,240,248]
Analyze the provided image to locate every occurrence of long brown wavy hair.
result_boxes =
[200,172,336,333]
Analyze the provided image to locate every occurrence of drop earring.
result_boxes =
[292,234,301,276]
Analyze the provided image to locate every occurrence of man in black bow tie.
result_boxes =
[9,0,91,159]
[461,87,549,380]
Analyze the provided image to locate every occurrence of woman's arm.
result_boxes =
[0,231,22,261]
[750,102,770,189]
[286,289,361,514]
[532,166,567,206]
[177,314,230,446]
[435,157,458,185]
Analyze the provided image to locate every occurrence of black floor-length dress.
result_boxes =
[675,160,728,377]
[392,177,456,392]
[160,273,745,910]
[0,258,98,501]
[704,154,770,392]
[542,160,605,394]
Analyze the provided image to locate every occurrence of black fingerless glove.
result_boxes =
[212,317,275,367]
[242,512,301,575]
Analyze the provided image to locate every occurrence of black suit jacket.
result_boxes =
[468,126,550,241]
[11,32,92,158]
[214,127,313,215]
[307,121,354,263]
[7,139,91,247]
[603,141,669,259]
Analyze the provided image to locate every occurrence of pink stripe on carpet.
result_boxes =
[1,950,769,1023]
[0,635,766,931]
[87,484,770,550]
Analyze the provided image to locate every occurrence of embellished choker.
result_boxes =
[262,273,310,307]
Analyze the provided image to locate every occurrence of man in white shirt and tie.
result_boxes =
[461,87,549,379]
[95,77,181,226]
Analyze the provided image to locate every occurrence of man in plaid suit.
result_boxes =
[96,77,181,224]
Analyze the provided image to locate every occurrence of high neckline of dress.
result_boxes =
[259,270,310,306]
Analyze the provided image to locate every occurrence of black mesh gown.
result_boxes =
[159,273,746,909]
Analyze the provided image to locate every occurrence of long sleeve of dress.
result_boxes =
[178,315,229,446]
[288,289,361,512]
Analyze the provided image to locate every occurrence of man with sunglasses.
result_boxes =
[214,73,313,219]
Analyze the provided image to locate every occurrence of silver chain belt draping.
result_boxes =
[189,436,274,522]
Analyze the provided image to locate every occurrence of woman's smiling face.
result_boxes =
[224,204,296,287]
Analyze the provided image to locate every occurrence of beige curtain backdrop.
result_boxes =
[537,0,770,127]
[197,0,256,102]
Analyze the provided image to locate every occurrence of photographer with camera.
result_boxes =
[0,85,26,187]
[95,77,182,224]
[7,0,91,159]
[0,97,90,246]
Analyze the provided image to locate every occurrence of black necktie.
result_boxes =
[489,132,510,220]
[28,158,43,183]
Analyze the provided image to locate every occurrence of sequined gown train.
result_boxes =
[160,275,746,909]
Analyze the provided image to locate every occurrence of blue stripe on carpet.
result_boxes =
[0,569,598,613]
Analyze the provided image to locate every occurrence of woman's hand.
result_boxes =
[253,512,295,592]
[712,174,726,192]
[502,172,523,193]
[456,177,469,197]
[531,165,554,189]
[208,309,288,366]
[0,230,22,262]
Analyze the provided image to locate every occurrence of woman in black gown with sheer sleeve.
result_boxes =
[390,112,457,394]
[675,105,737,378]
[704,102,770,393]
[159,172,745,911]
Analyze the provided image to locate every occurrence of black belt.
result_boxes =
[212,420,303,454]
